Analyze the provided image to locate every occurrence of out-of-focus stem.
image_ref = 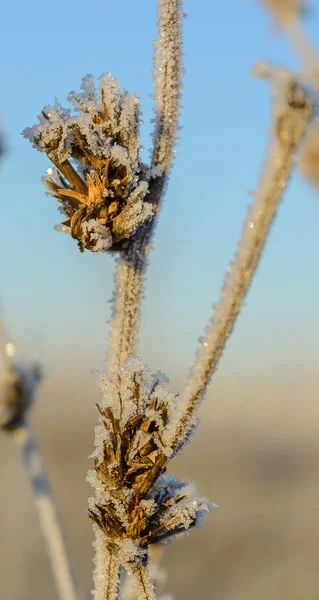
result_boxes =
[14,419,80,600]
[287,20,319,91]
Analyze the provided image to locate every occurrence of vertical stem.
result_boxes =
[131,563,156,600]
[107,0,184,374]
[93,534,121,600]
[107,241,145,373]
[152,0,184,173]
[14,419,80,600]
[96,4,184,600]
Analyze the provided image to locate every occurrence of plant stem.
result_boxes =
[14,419,80,600]
[152,0,184,173]
[107,240,145,373]
[93,535,121,600]
[96,4,184,600]
[107,0,184,374]
[131,563,156,600]
[167,72,314,449]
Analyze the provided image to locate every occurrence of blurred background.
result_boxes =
[1,0,319,598]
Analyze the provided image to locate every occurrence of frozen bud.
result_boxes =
[260,0,308,26]
[300,121,319,188]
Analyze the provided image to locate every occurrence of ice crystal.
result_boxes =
[87,358,208,571]
[23,75,158,253]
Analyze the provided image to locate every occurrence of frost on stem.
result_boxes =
[88,358,209,595]
[152,0,184,175]
[123,544,173,600]
[107,240,146,373]
[106,0,184,375]
[23,75,156,253]
[167,64,314,448]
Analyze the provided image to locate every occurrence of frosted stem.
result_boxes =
[97,4,184,598]
[13,419,80,600]
[152,0,183,173]
[107,0,183,374]
[122,544,168,600]
[131,563,156,600]
[93,534,121,600]
[107,241,145,373]
[167,70,314,448]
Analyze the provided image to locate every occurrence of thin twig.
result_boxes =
[131,563,156,600]
[151,0,184,173]
[13,419,80,600]
[106,0,183,374]
[167,68,314,449]
[92,534,121,600]
[107,241,145,373]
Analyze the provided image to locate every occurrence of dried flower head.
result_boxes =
[260,0,308,26]
[87,358,209,570]
[23,75,158,253]
[299,119,319,187]
[0,359,41,430]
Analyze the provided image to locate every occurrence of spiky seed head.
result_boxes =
[87,358,210,568]
[23,75,158,253]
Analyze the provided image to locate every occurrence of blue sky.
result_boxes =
[0,0,319,385]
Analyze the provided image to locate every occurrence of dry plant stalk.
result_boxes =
[260,0,319,193]
[21,1,319,599]
[14,420,80,600]
[167,64,314,449]
[0,325,80,600]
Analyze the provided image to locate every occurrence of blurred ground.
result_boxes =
[1,359,319,600]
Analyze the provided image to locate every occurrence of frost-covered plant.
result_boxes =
[23,76,156,253]
[88,358,209,596]
[17,0,319,599]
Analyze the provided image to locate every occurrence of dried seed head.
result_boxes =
[23,74,158,253]
[260,0,308,26]
[0,359,41,430]
[87,358,209,567]
[299,120,319,188]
